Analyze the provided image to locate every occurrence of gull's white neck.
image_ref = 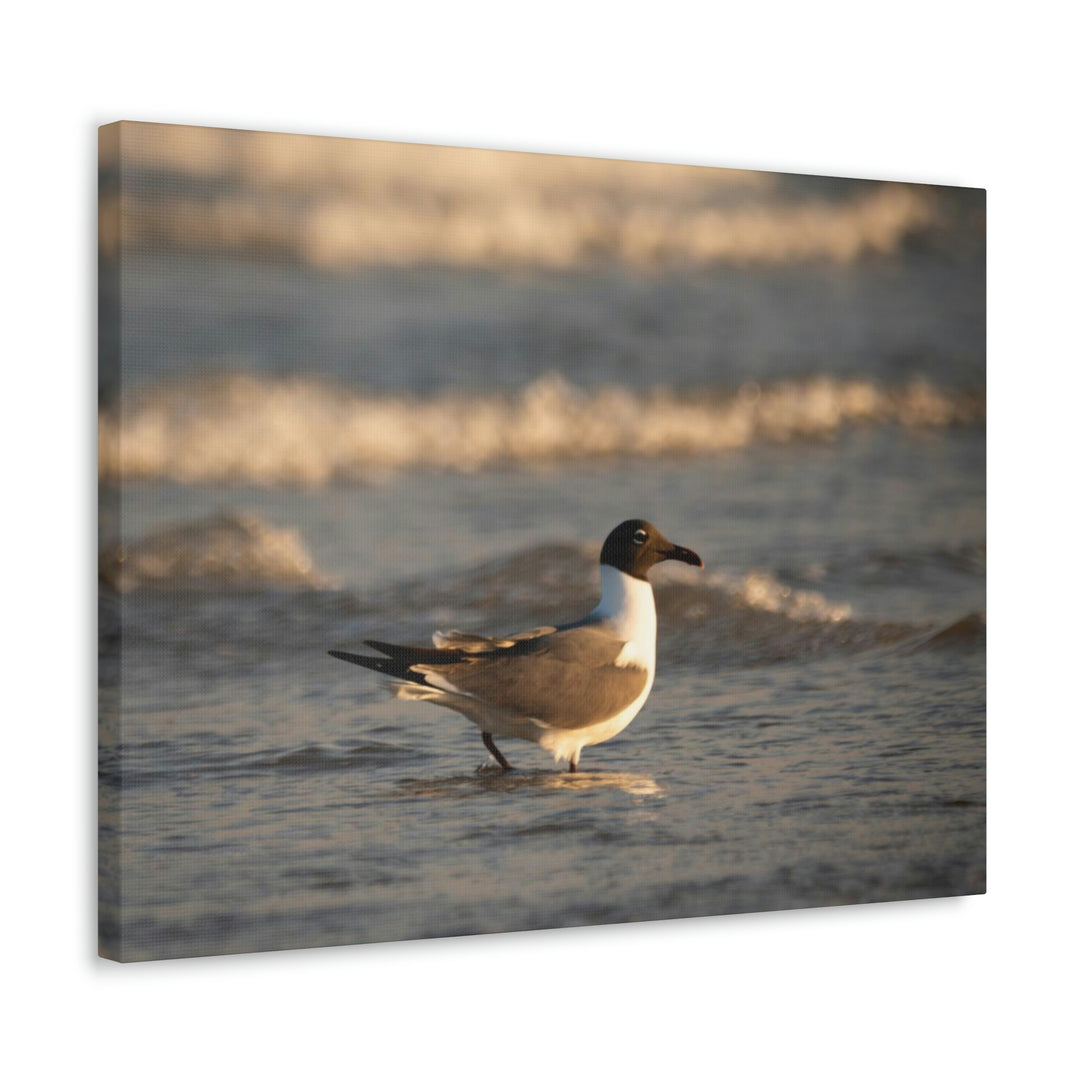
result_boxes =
[592,564,657,662]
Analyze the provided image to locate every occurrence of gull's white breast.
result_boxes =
[537,565,658,764]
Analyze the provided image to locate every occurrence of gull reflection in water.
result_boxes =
[536,771,663,797]
[399,769,663,799]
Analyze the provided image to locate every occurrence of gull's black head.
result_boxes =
[599,519,704,581]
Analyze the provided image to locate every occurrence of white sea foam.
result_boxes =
[98,374,984,487]
[99,512,327,592]
[705,569,853,623]
[102,124,942,270]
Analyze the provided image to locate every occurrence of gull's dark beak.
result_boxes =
[663,543,704,568]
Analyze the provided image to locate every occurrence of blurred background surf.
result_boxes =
[99,123,984,961]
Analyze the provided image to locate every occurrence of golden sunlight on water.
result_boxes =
[101,122,941,269]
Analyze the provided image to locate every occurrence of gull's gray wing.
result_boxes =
[413,624,647,729]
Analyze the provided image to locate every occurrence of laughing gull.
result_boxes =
[329,519,703,772]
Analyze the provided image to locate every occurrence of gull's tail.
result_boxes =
[328,648,466,709]
[328,640,467,685]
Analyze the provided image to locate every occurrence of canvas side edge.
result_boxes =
[97,121,125,961]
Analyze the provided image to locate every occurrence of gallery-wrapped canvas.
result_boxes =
[98,122,985,962]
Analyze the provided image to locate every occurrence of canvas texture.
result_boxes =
[98,122,986,962]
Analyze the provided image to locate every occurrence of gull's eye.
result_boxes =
[633,529,648,545]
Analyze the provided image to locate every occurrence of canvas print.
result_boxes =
[98,122,985,962]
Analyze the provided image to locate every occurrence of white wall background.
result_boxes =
[5,2,1074,1075]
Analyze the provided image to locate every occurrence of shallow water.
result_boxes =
[100,621,983,960]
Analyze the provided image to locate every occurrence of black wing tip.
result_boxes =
[329,647,429,684]
[328,649,373,665]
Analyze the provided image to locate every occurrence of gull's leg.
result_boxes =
[568,750,580,773]
[482,732,513,771]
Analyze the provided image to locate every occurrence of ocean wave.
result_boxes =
[702,569,853,622]
[101,124,951,269]
[102,518,976,666]
[366,544,913,667]
[98,374,984,486]
[899,612,986,652]
[99,512,328,593]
